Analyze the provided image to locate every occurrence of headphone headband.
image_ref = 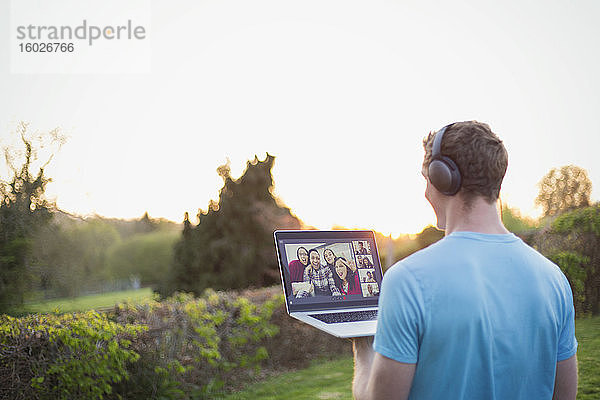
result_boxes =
[431,124,452,161]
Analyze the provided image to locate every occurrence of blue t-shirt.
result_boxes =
[374,231,577,399]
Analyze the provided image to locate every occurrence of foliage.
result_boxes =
[551,206,600,235]
[27,210,179,302]
[502,206,538,235]
[30,218,121,299]
[536,165,592,217]
[27,212,179,301]
[0,311,145,400]
[110,288,283,399]
[105,230,179,287]
[164,154,301,296]
[534,205,600,315]
[548,251,589,309]
[0,122,64,312]
[2,286,354,399]
[95,212,178,240]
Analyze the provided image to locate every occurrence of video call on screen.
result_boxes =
[282,239,381,302]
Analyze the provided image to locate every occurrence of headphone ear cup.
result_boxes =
[428,159,452,194]
[428,157,461,195]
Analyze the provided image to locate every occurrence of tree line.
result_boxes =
[1,123,598,316]
[0,124,179,311]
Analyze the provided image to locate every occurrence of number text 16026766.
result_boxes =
[19,42,75,53]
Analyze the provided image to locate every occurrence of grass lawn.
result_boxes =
[576,316,600,399]
[222,357,354,400]
[227,316,600,399]
[17,287,155,314]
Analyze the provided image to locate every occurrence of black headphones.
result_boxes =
[428,123,462,196]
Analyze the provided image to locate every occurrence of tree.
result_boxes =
[536,165,592,217]
[415,225,444,249]
[31,219,122,298]
[138,211,158,234]
[163,154,301,296]
[501,206,539,244]
[534,205,600,315]
[0,122,64,312]
[105,229,179,288]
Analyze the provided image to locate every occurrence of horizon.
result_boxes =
[41,151,562,238]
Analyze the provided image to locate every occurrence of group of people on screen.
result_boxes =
[288,242,379,298]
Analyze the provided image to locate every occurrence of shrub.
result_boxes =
[548,251,589,310]
[534,205,600,315]
[0,311,145,400]
[110,289,282,399]
[1,287,352,399]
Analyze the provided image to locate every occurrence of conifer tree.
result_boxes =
[165,154,301,296]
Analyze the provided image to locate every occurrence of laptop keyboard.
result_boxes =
[309,310,378,324]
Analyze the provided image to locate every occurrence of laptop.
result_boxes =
[274,230,383,338]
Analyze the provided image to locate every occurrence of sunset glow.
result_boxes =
[2,0,599,236]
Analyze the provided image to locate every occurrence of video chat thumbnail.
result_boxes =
[283,240,380,300]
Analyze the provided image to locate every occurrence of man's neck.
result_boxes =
[444,196,510,236]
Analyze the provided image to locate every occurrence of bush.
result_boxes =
[1,287,352,399]
[110,289,282,399]
[0,311,145,400]
[534,205,600,315]
[548,251,589,311]
[257,288,352,373]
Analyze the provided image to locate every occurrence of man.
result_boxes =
[356,241,369,255]
[298,249,341,297]
[352,121,578,399]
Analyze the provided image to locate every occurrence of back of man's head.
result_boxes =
[423,121,508,204]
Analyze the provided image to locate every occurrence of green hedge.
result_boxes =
[109,289,282,399]
[1,287,350,399]
[0,311,144,399]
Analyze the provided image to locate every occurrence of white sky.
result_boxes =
[1,0,599,235]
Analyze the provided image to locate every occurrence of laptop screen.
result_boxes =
[274,230,382,312]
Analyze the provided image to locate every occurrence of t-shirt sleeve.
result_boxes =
[557,275,578,361]
[373,263,424,364]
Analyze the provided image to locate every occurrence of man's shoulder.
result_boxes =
[392,232,568,287]
[390,232,536,274]
[384,239,449,284]
[396,236,452,269]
